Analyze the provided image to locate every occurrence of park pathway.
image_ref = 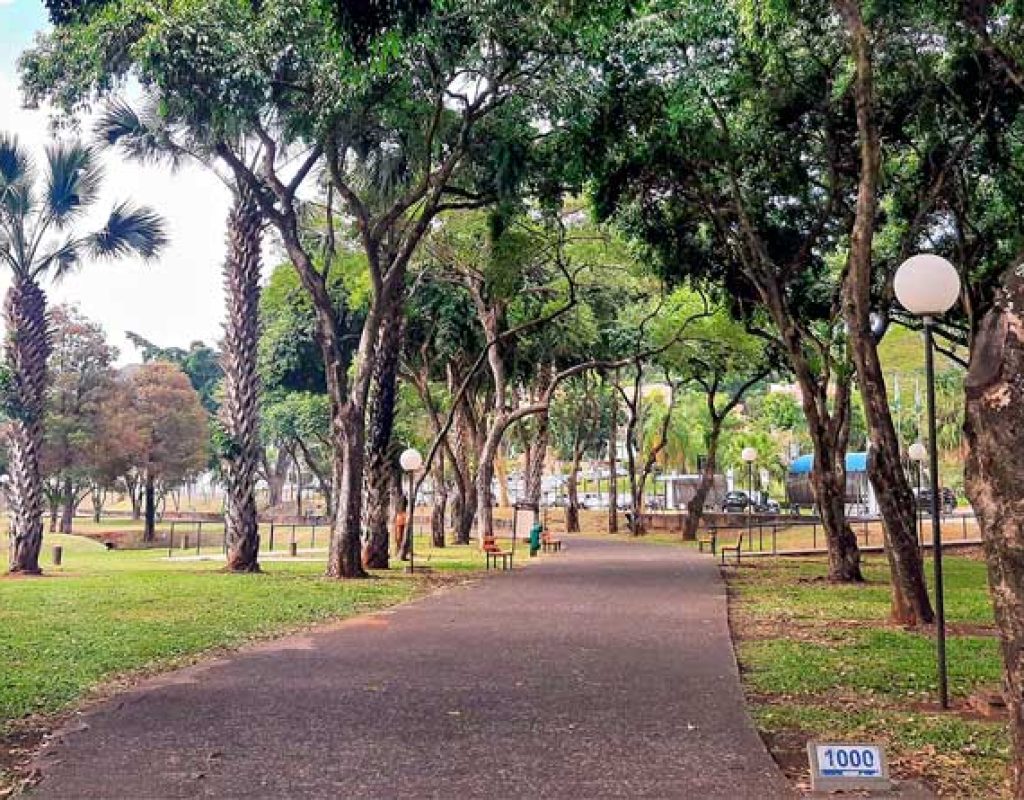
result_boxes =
[32,538,791,799]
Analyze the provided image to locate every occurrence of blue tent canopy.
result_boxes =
[789,452,868,475]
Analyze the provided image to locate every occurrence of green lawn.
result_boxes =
[0,533,481,730]
[727,555,1010,797]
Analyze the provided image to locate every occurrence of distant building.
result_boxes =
[655,473,728,511]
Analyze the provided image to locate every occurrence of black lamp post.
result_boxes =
[895,253,962,711]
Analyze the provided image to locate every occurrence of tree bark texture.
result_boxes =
[431,447,447,548]
[566,446,582,533]
[143,471,156,543]
[5,276,50,574]
[362,309,403,570]
[450,394,479,544]
[60,476,74,534]
[607,371,619,534]
[683,419,723,541]
[964,268,1024,799]
[220,184,263,573]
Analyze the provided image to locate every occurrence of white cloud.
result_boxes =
[0,71,236,363]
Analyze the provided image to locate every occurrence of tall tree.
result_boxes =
[40,305,117,534]
[97,100,266,570]
[663,307,776,540]
[0,134,164,573]
[119,363,210,542]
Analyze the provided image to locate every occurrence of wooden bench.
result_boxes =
[483,535,513,571]
[697,528,717,554]
[719,532,745,566]
[541,532,562,553]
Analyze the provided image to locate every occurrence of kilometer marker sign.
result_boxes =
[807,742,891,793]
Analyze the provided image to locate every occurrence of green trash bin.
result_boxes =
[529,521,542,557]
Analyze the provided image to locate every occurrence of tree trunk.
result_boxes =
[220,184,263,573]
[566,446,582,533]
[90,485,105,523]
[475,425,504,545]
[964,269,1024,797]
[812,453,864,582]
[143,471,156,543]
[431,448,447,548]
[838,0,934,624]
[126,474,142,520]
[683,420,723,541]
[60,476,75,534]
[451,396,477,545]
[326,405,369,578]
[5,276,50,574]
[362,310,403,570]
[266,448,288,508]
[523,409,550,525]
[607,371,619,534]
[495,447,510,507]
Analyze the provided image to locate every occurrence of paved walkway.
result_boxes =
[32,538,791,799]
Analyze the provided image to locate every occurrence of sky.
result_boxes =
[0,1,234,363]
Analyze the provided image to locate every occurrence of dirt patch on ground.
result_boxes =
[0,723,47,798]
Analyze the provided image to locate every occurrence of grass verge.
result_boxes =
[726,554,1010,797]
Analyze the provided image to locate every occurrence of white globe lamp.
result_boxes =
[400,447,423,473]
[894,254,961,318]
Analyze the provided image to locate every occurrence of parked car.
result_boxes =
[914,487,957,514]
[722,490,750,513]
[753,498,781,514]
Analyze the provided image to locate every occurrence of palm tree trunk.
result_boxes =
[5,276,50,574]
[221,184,262,573]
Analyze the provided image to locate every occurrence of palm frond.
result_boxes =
[40,239,82,282]
[0,132,35,221]
[94,98,187,169]
[0,132,34,190]
[87,202,168,262]
[44,142,102,226]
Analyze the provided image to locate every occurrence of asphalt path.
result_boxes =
[31,537,791,799]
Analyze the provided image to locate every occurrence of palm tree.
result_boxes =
[95,100,264,572]
[0,133,165,573]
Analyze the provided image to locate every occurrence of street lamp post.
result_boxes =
[909,441,927,546]
[400,447,424,574]
[895,253,961,711]
[742,447,758,552]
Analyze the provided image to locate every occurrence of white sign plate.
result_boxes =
[807,741,890,793]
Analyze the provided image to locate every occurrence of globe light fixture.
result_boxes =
[399,447,424,573]
[400,447,424,473]
[894,254,961,318]
[908,441,927,463]
[741,446,758,463]
[895,254,961,711]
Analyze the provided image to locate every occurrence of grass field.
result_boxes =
[0,532,482,736]
[727,554,1009,797]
